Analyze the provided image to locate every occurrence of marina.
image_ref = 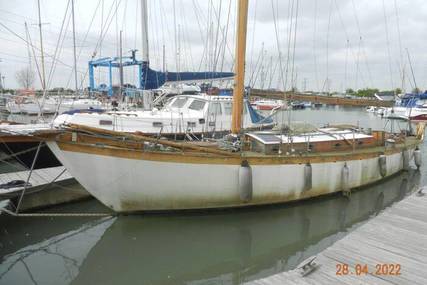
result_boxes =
[1,0,427,284]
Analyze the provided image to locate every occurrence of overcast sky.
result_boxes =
[0,0,426,92]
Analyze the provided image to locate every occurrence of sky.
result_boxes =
[0,0,426,92]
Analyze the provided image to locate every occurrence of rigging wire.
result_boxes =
[344,39,349,92]
[324,0,333,93]
[218,0,233,79]
[393,0,405,92]
[382,0,395,90]
[25,24,43,88]
[65,0,102,90]
[351,0,374,89]
[283,0,294,91]
[248,0,258,84]
[312,0,319,92]
[270,0,285,91]
[36,0,71,121]
[290,0,299,90]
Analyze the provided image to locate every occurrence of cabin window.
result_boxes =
[209,102,222,116]
[334,143,341,148]
[358,140,363,145]
[189,100,206,111]
[171,97,188,108]
[223,102,232,114]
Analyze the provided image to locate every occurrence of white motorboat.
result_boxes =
[366,106,377,113]
[53,94,275,136]
[251,100,285,111]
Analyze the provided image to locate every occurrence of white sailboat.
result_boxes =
[44,0,423,213]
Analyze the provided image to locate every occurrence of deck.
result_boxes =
[246,189,427,285]
[0,166,73,198]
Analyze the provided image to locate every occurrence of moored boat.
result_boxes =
[43,0,424,213]
[251,99,285,111]
[53,94,275,137]
[45,123,422,212]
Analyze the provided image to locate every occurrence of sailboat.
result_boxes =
[44,0,423,212]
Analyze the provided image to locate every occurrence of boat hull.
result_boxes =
[47,141,416,212]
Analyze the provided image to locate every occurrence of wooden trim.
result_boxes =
[66,124,238,157]
[57,139,417,165]
[0,135,40,143]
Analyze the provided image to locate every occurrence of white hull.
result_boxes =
[47,141,414,212]
[6,102,53,115]
[53,95,273,135]
[6,98,104,115]
[384,106,427,121]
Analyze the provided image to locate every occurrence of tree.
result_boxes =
[355,88,379,97]
[394,88,402,95]
[15,67,35,89]
[345,88,354,94]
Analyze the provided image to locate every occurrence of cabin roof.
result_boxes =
[247,129,373,145]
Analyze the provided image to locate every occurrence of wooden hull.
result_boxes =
[46,138,419,212]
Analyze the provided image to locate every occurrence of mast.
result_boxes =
[37,0,46,91]
[119,30,124,97]
[141,0,149,63]
[231,0,249,134]
[162,44,166,72]
[24,23,32,73]
[71,0,78,94]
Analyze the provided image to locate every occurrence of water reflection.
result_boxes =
[0,170,420,285]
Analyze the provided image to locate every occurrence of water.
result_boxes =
[0,107,426,285]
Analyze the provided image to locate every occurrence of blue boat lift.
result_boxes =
[88,50,234,96]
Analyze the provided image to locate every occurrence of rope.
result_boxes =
[0,207,112,217]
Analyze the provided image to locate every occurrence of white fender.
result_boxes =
[239,160,253,202]
[304,163,312,191]
[378,155,387,177]
[342,163,350,195]
[414,149,422,169]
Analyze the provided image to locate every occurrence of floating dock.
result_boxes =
[0,166,91,211]
[250,89,394,107]
[246,189,427,285]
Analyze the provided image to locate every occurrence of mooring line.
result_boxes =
[0,207,113,217]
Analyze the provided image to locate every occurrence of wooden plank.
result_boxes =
[0,166,72,198]
[245,191,427,285]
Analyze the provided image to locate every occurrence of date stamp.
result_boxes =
[336,263,401,276]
